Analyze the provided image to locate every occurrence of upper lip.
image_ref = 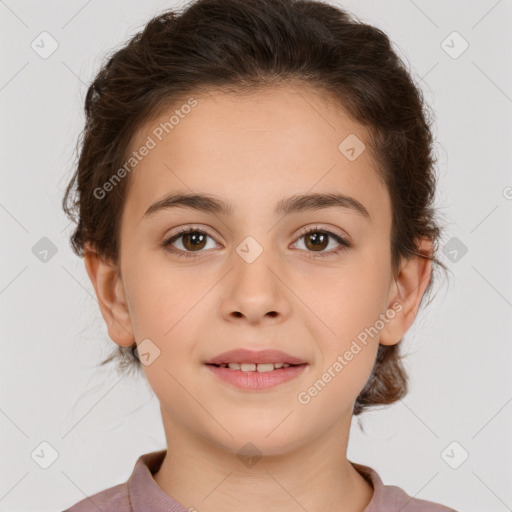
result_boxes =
[204,349,308,366]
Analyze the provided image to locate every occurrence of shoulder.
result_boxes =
[352,462,459,512]
[62,482,131,512]
[60,449,170,512]
[379,482,458,511]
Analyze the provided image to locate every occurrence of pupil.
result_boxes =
[185,232,206,250]
[307,232,327,251]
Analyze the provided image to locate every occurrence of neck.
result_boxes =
[153,413,374,512]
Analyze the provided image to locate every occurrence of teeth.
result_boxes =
[255,363,275,372]
[217,362,292,371]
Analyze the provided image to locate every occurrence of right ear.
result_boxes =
[83,242,135,347]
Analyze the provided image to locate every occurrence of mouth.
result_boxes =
[204,348,308,367]
[203,348,309,390]
[205,362,306,372]
[204,360,309,391]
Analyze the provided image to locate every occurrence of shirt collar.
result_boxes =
[128,450,187,511]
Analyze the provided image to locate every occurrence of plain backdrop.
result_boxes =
[1,1,511,511]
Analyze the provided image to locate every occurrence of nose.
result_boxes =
[220,248,291,325]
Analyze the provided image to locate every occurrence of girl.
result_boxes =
[62,0,457,510]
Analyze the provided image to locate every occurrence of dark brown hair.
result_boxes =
[62,0,449,416]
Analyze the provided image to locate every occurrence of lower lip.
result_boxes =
[205,364,308,391]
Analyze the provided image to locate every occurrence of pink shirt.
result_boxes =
[63,450,458,511]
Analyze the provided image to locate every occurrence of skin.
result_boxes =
[84,84,432,512]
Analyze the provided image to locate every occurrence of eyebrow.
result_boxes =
[142,192,371,221]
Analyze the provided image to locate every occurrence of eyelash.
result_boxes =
[162,225,351,260]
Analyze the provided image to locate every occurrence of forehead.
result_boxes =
[123,85,391,228]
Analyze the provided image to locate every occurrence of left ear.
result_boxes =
[379,238,433,346]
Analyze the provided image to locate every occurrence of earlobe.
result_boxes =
[378,239,433,347]
[83,243,135,347]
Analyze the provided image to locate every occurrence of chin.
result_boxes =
[209,425,308,459]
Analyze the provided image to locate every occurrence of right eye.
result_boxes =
[162,227,219,258]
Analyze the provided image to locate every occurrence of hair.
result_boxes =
[62,0,450,416]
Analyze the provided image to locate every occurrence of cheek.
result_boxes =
[306,261,391,344]
[123,260,213,372]
[297,282,383,415]
[299,255,390,397]
[295,337,378,425]
[124,257,207,340]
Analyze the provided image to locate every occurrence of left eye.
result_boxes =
[292,227,351,258]
[162,226,350,259]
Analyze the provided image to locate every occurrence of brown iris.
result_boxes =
[182,231,207,251]
[303,231,329,251]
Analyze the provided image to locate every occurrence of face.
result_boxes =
[86,84,431,457]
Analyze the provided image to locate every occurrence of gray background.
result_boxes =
[1,0,511,511]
